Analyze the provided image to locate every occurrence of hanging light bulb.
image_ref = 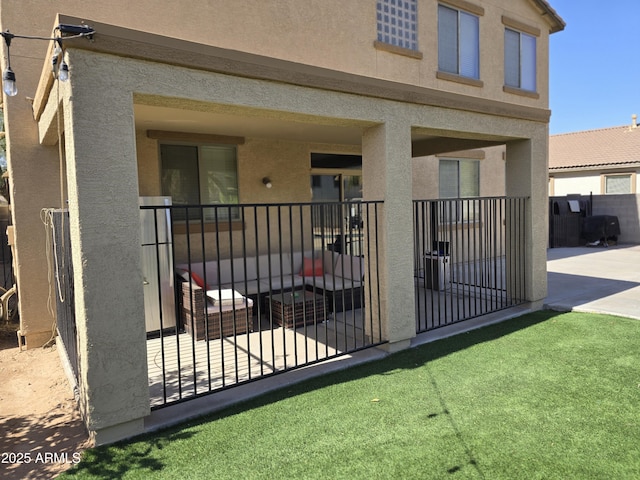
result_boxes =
[2,31,17,97]
[2,67,17,97]
[58,60,69,82]
[0,25,95,98]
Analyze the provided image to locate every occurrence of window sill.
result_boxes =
[173,221,244,235]
[373,41,423,60]
[436,71,483,88]
[503,85,539,99]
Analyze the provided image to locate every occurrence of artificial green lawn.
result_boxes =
[63,311,640,479]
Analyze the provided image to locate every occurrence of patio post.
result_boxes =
[61,49,149,444]
[362,120,415,351]
[505,127,549,306]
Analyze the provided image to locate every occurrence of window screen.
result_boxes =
[439,159,480,222]
[505,28,536,91]
[438,5,479,79]
[161,144,238,221]
[439,159,479,198]
[605,175,631,194]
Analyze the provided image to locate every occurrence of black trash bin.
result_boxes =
[582,215,620,246]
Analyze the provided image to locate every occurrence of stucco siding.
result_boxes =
[551,173,602,196]
[6,0,553,108]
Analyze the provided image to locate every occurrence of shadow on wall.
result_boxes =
[592,194,640,244]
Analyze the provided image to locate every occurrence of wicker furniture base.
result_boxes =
[181,283,253,341]
[321,286,362,313]
[183,307,253,341]
[267,290,326,328]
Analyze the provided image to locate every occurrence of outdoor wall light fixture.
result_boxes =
[262,177,273,189]
[1,24,95,97]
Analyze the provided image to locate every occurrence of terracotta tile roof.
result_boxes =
[549,125,640,171]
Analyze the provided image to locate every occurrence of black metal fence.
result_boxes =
[0,217,12,290]
[50,210,80,383]
[145,200,384,409]
[50,197,529,411]
[413,197,528,332]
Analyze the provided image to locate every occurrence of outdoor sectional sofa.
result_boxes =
[176,250,364,338]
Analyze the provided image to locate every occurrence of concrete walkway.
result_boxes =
[545,245,640,320]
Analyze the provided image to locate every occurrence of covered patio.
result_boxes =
[32,16,548,443]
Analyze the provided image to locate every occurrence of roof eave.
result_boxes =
[533,0,566,34]
[549,162,640,173]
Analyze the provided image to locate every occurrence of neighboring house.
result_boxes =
[548,116,640,245]
[549,116,640,196]
[1,0,564,444]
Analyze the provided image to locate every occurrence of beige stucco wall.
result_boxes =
[0,6,68,348]
[412,145,506,199]
[6,0,554,105]
[551,172,602,196]
[136,134,362,262]
[1,0,556,346]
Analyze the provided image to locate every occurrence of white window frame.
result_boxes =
[504,27,537,92]
[438,4,480,79]
[376,0,418,51]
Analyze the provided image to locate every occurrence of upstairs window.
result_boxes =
[438,4,480,79]
[376,0,418,51]
[504,28,537,91]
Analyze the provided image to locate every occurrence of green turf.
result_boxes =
[62,311,640,479]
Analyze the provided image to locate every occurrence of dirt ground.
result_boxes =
[0,320,91,479]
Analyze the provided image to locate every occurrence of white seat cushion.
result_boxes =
[207,289,246,306]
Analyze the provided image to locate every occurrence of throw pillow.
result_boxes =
[300,257,323,277]
[178,269,208,289]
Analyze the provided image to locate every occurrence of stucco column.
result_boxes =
[505,126,548,305]
[362,119,415,351]
[62,50,149,445]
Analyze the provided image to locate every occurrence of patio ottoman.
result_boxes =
[266,289,326,328]
[182,283,253,341]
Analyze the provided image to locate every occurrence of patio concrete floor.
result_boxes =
[545,245,640,320]
[147,308,368,407]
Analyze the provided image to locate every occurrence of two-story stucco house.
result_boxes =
[1,0,564,444]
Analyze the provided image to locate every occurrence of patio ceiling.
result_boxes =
[134,103,511,155]
[135,104,368,146]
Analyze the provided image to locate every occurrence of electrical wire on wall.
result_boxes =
[41,208,65,310]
